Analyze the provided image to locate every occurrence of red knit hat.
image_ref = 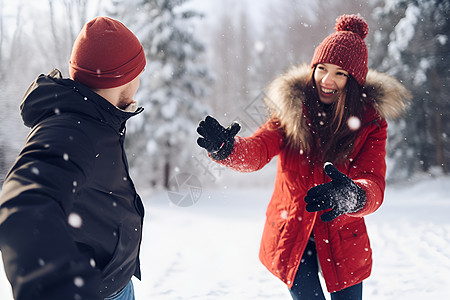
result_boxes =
[311,14,369,86]
[69,16,146,89]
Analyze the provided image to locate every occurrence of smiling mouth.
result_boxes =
[321,87,337,95]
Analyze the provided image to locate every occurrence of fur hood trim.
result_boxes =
[263,63,411,148]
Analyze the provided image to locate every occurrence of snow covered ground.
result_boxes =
[1,175,449,299]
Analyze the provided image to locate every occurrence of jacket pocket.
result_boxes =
[337,219,371,275]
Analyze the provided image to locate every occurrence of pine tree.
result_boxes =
[372,0,450,179]
[123,0,212,189]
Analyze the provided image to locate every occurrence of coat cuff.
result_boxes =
[347,179,384,217]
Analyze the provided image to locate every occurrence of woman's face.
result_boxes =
[314,63,349,104]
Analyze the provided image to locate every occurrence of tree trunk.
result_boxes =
[430,67,448,174]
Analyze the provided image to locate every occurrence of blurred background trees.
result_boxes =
[0,0,448,188]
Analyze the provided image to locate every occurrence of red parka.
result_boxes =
[215,64,410,292]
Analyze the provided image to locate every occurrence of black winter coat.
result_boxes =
[0,69,145,299]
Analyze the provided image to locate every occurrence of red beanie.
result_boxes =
[69,16,146,89]
[311,14,369,86]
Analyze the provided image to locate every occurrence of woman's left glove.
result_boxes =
[304,163,367,222]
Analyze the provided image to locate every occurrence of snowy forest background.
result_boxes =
[0,0,448,191]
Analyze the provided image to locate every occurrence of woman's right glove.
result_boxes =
[196,115,241,160]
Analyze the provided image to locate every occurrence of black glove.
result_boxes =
[197,115,241,161]
[304,163,367,222]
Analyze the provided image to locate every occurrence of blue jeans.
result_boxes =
[289,238,362,300]
[104,280,135,300]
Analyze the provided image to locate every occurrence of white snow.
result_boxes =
[1,176,449,299]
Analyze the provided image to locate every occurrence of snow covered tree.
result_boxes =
[117,0,211,189]
[372,0,450,179]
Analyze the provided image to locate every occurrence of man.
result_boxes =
[0,16,146,300]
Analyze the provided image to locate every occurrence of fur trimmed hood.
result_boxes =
[263,63,411,147]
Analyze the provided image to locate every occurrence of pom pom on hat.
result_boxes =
[69,17,146,89]
[335,14,369,39]
[311,14,369,86]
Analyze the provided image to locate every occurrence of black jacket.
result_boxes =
[0,69,145,299]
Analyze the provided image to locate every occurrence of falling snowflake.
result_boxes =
[68,213,82,228]
[347,116,361,131]
[74,277,84,287]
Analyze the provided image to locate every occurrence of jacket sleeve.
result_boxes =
[349,118,388,217]
[214,121,284,172]
[0,120,102,300]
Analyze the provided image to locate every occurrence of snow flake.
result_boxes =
[54,108,61,115]
[90,258,96,268]
[31,167,40,175]
[280,210,288,220]
[63,153,69,161]
[347,116,361,131]
[254,41,265,53]
[38,258,45,266]
[74,277,84,288]
[436,34,447,45]
[68,213,82,228]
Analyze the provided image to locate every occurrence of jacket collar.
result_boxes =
[21,69,143,133]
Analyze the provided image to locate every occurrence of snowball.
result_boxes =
[347,116,361,131]
[68,213,82,228]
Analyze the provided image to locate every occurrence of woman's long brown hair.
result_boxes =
[303,66,366,164]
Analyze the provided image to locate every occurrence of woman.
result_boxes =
[197,15,410,299]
